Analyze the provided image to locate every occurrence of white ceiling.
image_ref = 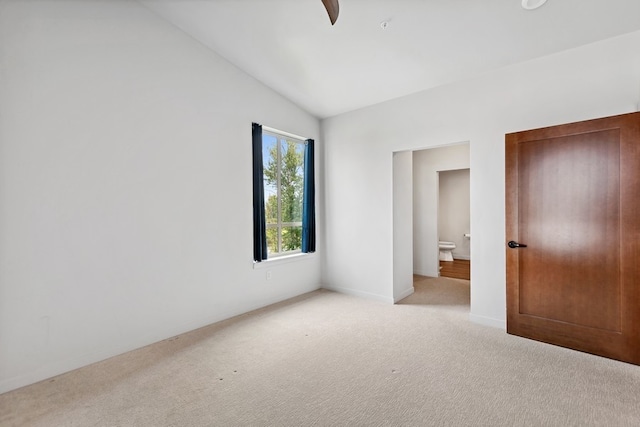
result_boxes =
[141,0,640,119]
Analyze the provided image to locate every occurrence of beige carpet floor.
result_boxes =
[2,276,640,426]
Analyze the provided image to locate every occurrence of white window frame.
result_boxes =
[262,127,306,258]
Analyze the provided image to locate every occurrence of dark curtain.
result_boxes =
[252,123,268,262]
[302,139,316,253]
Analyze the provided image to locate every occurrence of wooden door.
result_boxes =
[506,112,640,364]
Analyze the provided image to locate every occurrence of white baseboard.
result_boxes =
[0,284,323,395]
[453,254,470,260]
[469,313,506,330]
[394,286,414,303]
[321,285,394,304]
[413,269,438,278]
[0,339,154,394]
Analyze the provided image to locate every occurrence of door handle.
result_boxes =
[508,241,527,249]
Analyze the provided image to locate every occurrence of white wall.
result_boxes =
[413,145,470,277]
[0,0,321,393]
[392,151,413,302]
[439,169,471,260]
[322,30,640,327]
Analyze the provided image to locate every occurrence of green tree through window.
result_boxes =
[262,132,305,255]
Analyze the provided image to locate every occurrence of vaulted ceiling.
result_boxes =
[141,0,640,119]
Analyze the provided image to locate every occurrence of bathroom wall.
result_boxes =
[393,151,414,302]
[413,144,470,277]
[438,169,470,260]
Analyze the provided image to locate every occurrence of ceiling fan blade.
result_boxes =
[321,0,339,25]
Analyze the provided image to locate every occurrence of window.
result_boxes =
[262,130,305,256]
[252,123,315,262]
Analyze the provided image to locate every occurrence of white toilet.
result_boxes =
[439,241,456,261]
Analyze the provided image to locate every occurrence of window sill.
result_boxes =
[252,252,316,269]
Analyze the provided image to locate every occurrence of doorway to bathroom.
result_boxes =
[412,143,470,280]
[392,141,471,304]
[438,169,470,280]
